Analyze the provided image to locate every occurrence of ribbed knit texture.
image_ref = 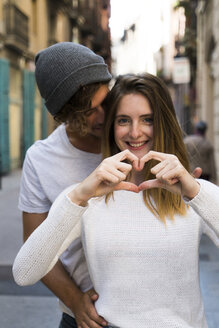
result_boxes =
[35,42,112,115]
[13,179,219,327]
[13,186,87,285]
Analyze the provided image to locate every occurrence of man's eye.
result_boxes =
[85,108,97,116]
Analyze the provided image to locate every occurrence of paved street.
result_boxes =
[0,170,219,328]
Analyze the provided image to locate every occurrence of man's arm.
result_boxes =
[23,212,107,328]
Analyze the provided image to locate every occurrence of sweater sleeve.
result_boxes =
[13,186,88,286]
[184,179,219,241]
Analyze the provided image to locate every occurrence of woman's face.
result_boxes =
[114,93,153,159]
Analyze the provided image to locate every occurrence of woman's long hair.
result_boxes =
[102,73,190,222]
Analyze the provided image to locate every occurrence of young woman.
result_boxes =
[13,74,219,328]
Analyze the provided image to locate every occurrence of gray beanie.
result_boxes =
[35,42,112,115]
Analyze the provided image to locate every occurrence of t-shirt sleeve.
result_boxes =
[18,149,51,213]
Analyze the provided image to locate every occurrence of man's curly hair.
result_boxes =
[54,82,104,136]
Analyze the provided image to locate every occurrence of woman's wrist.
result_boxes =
[182,179,200,200]
[67,187,89,207]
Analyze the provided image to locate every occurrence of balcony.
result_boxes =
[4,3,29,52]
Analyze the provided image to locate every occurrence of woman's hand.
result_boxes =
[68,150,139,206]
[138,151,200,199]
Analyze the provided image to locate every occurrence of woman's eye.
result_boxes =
[143,117,153,125]
[117,118,129,125]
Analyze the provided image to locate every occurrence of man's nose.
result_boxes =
[95,105,105,121]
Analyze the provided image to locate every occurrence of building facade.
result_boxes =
[111,0,178,78]
[196,0,219,182]
[0,0,111,174]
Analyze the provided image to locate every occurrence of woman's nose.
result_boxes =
[129,123,142,139]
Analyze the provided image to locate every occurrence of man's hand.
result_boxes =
[74,289,107,328]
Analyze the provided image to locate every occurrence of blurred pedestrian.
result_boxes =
[184,120,217,184]
[18,42,111,328]
[13,73,219,328]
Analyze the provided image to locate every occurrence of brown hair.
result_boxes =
[54,82,103,136]
[102,73,190,222]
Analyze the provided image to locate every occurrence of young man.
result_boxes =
[19,42,112,328]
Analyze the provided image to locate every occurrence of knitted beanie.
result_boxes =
[35,42,112,115]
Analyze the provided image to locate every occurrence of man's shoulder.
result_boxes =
[26,125,64,157]
[184,134,201,143]
[202,137,214,151]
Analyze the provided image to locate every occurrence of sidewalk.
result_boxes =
[0,171,219,327]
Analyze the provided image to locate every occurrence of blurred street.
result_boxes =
[0,171,60,327]
[0,171,219,328]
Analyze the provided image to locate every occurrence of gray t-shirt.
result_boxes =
[19,123,102,316]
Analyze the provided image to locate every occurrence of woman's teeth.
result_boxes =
[128,142,145,147]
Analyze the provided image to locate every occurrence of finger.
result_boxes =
[139,151,174,170]
[80,322,89,328]
[139,179,163,190]
[83,319,104,328]
[89,293,98,302]
[158,173,179,185]
[106,166,127,181]
[157,166,182,183]
[151,159,169,175]
[116,161,133,175]
[100,170,125,185]
[152,164,179,185]
[87,288,98,296]
[192,167,202,179]
[113,150,139,170]
[86,307,108,327]
[81,322,90,328]
[147,150,173,161]
[114,181,139,193]
[154,163,175,180]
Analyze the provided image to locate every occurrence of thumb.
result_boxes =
[139,178,178,190]
[139,179,162,191]
[87,288,99,301]
[114,181,139,193]
[192,167,202,179]
[90,293,99,301]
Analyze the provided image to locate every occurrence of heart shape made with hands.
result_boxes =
[114,151,165,193]
[113,150,201,195]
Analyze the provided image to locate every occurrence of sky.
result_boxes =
[110,0,142,40]
[109,0,175,75]
[109,0,172,43]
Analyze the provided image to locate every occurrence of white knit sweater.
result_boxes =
[13,179,219,328]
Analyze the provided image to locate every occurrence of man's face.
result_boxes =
[85,84,109,138]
